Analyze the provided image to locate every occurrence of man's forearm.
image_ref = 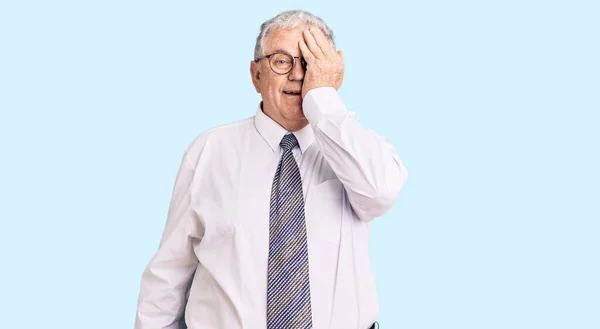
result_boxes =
[303,87,408,221]
[135,153,200,329]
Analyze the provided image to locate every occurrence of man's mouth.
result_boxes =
[283,90,301,96]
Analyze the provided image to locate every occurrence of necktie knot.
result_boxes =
[280,134,299,151]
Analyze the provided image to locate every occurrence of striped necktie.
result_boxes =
[267,133,313,329]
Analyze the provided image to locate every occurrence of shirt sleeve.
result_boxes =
[134,152,201,329]
[302,87,409,221]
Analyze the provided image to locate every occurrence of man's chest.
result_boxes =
[189,147,349,248]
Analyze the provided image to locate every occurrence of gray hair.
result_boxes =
[253,10,336,60]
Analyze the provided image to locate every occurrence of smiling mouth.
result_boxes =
[283,91,301,96]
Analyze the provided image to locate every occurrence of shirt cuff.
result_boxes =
[302,87,347,125]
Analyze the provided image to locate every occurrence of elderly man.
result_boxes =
[134,9,408,329]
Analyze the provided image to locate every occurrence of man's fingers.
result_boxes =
[299,39,315,62]
[303,29,324,59]
[310,27,335,56]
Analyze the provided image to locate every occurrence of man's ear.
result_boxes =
[250,61,261,93]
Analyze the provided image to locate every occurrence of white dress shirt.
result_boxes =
[134,87,409,329]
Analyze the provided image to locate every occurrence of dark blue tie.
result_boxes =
[267,134,313,329]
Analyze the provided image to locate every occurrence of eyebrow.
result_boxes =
[272,49,303,58]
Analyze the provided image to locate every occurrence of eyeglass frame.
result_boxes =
[254,50,307,75]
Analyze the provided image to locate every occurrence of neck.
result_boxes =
[280,120,309,132]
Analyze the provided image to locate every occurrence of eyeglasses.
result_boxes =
[254,51,307,75]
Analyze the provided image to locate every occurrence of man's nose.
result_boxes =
[288,62,305,81]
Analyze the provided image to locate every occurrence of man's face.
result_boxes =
[250,28,307,131]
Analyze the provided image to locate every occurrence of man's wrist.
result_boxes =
[302,86,347,124]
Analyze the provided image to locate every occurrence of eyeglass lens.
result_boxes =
[269,53,305,74]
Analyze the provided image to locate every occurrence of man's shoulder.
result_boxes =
[184,115,255,159]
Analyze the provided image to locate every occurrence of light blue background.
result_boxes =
[1,0,598,328]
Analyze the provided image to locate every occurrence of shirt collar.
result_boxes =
[254,101,315,154]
